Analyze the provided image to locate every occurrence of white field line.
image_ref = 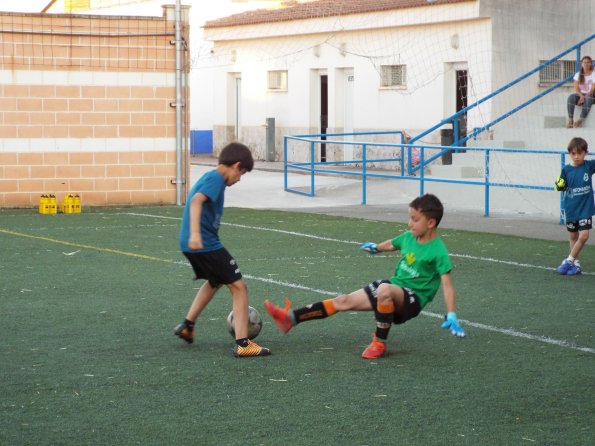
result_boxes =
[130,212,595,355]
[126,212,593,276]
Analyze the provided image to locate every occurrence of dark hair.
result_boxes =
[409,194,444,226]
[567,137,588,154]
[579,56,592,84]
[218,142,254,171]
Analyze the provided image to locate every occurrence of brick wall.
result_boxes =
[0,9,189,208]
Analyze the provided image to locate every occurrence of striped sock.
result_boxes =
[294,299,336,324]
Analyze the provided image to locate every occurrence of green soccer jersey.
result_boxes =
[389,231,452,308]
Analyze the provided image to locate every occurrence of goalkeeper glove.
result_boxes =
[554,176,566,191]
[360,242,378,254]
[441,312,465,337]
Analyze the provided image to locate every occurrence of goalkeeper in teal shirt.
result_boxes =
[265,193,465,359]
[554,137,595,275]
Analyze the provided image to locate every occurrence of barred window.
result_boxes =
[539,60,576,85]
[267,70,288,90]
[381,65,407,87]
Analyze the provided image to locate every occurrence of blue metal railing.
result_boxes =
[283,130,407,193]
[283,35,595,220]
[283,133,585,223]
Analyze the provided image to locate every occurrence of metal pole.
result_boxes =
[175,0,183,205]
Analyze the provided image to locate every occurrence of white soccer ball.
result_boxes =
[226,306,263,340]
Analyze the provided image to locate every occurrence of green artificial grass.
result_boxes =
[0,207,593,445]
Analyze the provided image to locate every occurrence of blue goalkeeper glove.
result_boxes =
[441,312,465,337]
[360,242,378,254]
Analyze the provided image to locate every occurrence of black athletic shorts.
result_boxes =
[566,217,592,233]
[183,248,242,288]
[364,279,422,325]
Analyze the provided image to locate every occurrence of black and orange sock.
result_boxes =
[293,299,337,324]
[374,301,394,341]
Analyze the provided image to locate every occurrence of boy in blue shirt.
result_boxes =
[554,137,595,275]
[174,142,271,357]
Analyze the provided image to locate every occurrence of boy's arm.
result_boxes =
[188,192,208,250]
[360,239,396,254]
[440,272,465,337]
[441,272,456,313]
[376,239,397,252]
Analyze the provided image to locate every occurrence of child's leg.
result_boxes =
[293,288,372,324]
[373,282,406,341]
[567,93,578,119]
[226,279,249,339]
[186,281,220,321]
[580,95,594,119]
[175,281,220,343]
[227,279,271,357]
[569,229,589,261]
[264,289,371,334]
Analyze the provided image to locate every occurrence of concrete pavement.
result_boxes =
[190,155,567,242]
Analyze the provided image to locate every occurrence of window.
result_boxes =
[267,70,288,90]
[381,65,406,88]
[539,60,576,85]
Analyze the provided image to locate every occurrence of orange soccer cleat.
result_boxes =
[264,297,294,334]
[361,336,387,359]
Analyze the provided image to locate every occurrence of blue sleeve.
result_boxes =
[197,172,224,203]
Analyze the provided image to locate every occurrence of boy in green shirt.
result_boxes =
[264,194,465,359]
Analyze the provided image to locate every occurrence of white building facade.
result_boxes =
[201,0,594,161]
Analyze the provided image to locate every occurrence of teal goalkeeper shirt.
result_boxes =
[559,160,595,222]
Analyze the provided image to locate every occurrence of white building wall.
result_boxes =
[203,0,593,162]
[478,0,595,148]
[204,4,494,160]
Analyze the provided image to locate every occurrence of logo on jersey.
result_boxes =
[584,173,589,182]
[405,252,416,265]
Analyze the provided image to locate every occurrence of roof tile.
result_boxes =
[204,0,473,28]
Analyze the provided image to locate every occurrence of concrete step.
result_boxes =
[544,116,567,128]
[544,115,595,129]
[451,151,485,165]
[466,139,526,148]
[401,177,560,218]
[494,127,595,151]
[429,164,483,178]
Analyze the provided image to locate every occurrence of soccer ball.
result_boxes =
[226,306,263,340]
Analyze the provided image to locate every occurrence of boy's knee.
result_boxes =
[227,279,247,294]
[333,294,350,306]
[376,283,394,303]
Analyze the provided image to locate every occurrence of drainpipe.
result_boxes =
[174,0,183,205]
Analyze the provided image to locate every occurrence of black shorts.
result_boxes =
[183,248,242,288]
[364,279,422,325]
[566,217,592,233]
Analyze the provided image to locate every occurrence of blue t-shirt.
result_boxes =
[559,160,595,222]
[179,169,226,252]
